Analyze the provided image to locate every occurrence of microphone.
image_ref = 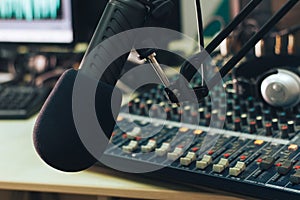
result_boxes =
[33,0,175,172]
[33,0,150,172]
[33,69,122,172]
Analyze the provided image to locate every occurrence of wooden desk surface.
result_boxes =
[0,117,244,200]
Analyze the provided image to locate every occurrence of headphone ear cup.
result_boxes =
[233,55,300,104]
[260,69,300,108]
[255,69,278,104]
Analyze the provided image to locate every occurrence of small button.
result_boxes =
[254,140,264,146]
[194,129,203,135]
[224,153,230,158]
[240,155,247,161]
[288,144,298,151]
[179,127,189,133]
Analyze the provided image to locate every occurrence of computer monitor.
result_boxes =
[0,0,181,46]
[0,0,73,44]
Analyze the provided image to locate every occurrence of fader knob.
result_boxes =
[277,160,292,175]
[128,101,134,114]
[256,116,263,128]
[150,105,160,117]
[290,170,300,184]
[272,118,279,131]
[241,114,248,126]
[287,121,295,133]
[199,108,205,119]
[259,156,275,170]
[281,125,289,139]
[146,100,153,110]
[139,103,147,116]
[134,98,140,109]
[212,110,219,120]
[196,155,212,169]
[296,114,300,126]
[172,104,178,115]
[249,121,257,134]
[265,123,273,136]
[205,114,211,126]
[234,118,242,131]
[191,111,198,124]
[165,107,172,120]
[226,112,233,123]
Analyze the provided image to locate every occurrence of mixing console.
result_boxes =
[102,59,300,199]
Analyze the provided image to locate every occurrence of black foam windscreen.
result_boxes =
[33,69,122,172]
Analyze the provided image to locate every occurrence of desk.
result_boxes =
[0,117,246,200]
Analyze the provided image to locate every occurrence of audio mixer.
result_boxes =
[101,55,300,200]
[27,0,300,198]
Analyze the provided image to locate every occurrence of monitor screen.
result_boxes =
[0,0,73,44]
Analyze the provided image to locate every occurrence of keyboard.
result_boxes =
[0,85,50,119]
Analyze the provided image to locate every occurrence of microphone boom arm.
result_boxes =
[165,0,299,104]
